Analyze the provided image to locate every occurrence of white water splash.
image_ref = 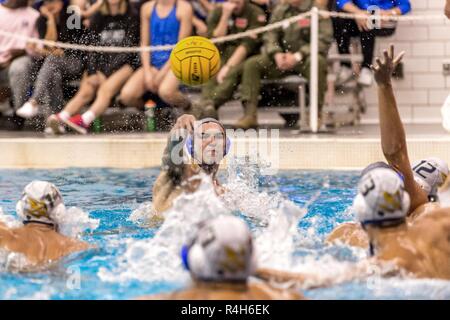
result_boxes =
[101,157,312,284]
[128,201,156,225]
[54,206,99,238]
[222,157,284,225]
[0,208,22,229]
[0,205,98,238]
[0,249,31,272]
[99,173,231,283]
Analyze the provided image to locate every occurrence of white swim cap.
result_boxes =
[411,157,449,198]
[354,168,410,227]
[16,181,65,227]
[182,215,256,282]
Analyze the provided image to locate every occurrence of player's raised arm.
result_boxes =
[372,45,428,213]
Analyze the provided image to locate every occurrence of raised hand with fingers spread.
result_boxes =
[371,44,405,86]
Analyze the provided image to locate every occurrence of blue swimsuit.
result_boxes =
[150,2,180,69]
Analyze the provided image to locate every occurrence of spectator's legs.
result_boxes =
[31,55,84,115]
[8,56,33,110]
[359,31,376,69]
[239,54,284,129]
[358,28,395,86]
[119,67,148,108]
[0,68,11,114]
[62,73,101,116]
[333,17,360,68]
[194,65,243,119]
[46,73,101,135]
[158,70,190,109]
[299,54,328,112]
[359,28,396,69]
[209,65,243,108]
[87,66,134,118]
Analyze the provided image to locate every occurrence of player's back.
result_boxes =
[375,209,450,279]
[0,224,88,266]
[406,209,450,279]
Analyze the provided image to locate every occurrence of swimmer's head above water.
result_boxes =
[181,215,256,283]
[187,118,231,169]
[411,157,449,202]
[16,181,65,230]
[354,168,410,229]
[168,115,230,175]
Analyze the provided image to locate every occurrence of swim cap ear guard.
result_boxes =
[181,245,191,270]
[185,135,231,158]
[180,241,209,276]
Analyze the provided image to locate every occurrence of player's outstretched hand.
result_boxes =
[371,44,404,86]
[173,114,196,134]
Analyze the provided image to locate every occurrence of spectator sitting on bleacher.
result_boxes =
[190,0,266,120]
[333,0,411,87]
[0,0,40,129]
[119,0,193,112]
[45,0,140,135]
[236,0,332,129]
[15,0,87,123]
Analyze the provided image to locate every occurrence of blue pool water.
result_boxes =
[0,168,449,300]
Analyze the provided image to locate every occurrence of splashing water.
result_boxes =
[99,172,231,283]
[0,207,22,229]
[54,206,100,238]
[0,205,98,239]
[2,168,448,299]
[101,157,316,284]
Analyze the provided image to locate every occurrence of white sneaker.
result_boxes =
[16,101,39,119]
[358,67,373,87]
[46,114,66,135]
[336,66,354,85]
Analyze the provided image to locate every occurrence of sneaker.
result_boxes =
[46,114,66,135]
[63,114,89,134]
[16,101,39,119]
[336,65,354,85]
[357,67,373,87]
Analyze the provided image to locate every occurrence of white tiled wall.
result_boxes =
[360,0,450,124]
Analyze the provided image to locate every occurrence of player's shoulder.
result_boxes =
[0,224,16,243]
[410,209,450,241]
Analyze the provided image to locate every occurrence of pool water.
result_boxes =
[0,167,449,300]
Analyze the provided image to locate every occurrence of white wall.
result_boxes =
[361,0,450,124]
